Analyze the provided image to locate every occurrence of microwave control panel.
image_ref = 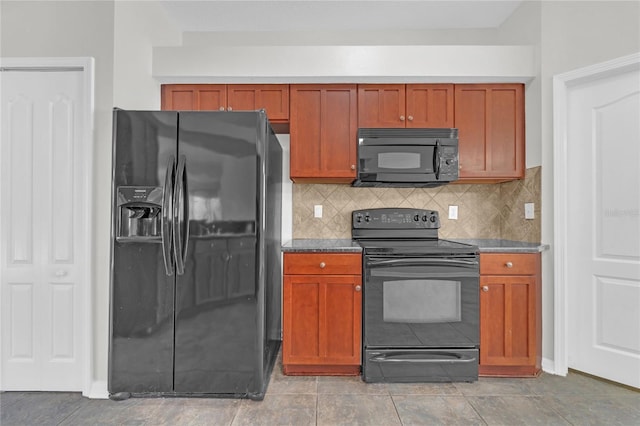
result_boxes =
[439,145,459,179]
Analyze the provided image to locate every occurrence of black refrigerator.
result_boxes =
[108,109,282,400]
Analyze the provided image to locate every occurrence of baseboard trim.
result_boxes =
[84,380,108,399]
[541,357,562,375]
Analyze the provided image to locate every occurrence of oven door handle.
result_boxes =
[366,258,478,268]
[369,352,477,364]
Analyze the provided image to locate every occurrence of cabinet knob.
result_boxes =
[319,262,326,269]
[228,106,233,111]
[408,115,414,121]
[505,261,513,268]
[400,115,405,121]
[482,286,489,292]
[55,270,68,277]
[355,285,362,292]
[350,164,356,170]
[219,106,225,111]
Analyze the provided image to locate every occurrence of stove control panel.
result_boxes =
[353,208,440,229]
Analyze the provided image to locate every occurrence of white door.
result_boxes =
[565,64,640,388]
[1,68,86,390]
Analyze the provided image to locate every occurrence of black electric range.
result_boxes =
[352,208,480,383]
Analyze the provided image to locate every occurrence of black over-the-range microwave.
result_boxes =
[352,128,459,188]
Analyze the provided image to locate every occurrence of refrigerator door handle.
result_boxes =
[173,155,189,275]
[161,156,176,276]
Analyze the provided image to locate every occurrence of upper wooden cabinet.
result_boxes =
[161,84,226,111]
[454,84,525,182]
[289,84,358,183]
[357,84,454,128]
[161,84,289,123]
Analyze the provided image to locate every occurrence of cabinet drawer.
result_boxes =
[284,253,361,275]
[480,253,538,275]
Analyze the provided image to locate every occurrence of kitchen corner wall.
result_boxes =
[293,166,541,242]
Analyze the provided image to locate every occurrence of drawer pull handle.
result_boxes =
[482,286,489,292]
[355,285,362,292]
[319,262,326,269]
[505,262,513,268]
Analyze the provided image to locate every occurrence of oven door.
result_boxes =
[362,255,479,382]
[363,255,479,349]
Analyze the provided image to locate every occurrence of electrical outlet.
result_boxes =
[525,203,535,219]
[314,204,323,218]
[448,205,458,220]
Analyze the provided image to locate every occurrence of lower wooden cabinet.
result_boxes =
[479,253,541,377]
[282,252,362,375]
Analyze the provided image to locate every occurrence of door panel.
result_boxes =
[454,87,487,174]
[357,84,405,128]
[567,66,640,388]
[406,84,454,128]
[323,278,361,362]
[109,110,177,394]
[174,111,259,393]
[289,84,357,180]
[1,69,84,390]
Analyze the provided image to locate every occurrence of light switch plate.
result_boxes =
[314,204,323,218]
[448,205,458,220]
[525,203,535,219]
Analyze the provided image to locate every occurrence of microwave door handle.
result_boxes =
[433,139,441,180]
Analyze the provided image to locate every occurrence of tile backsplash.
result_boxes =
[292,166,541,242]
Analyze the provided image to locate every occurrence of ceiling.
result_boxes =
[159,0,524,33]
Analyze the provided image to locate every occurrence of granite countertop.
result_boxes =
[281,239,362,253]
[282,238,548,254]
[452,239,549,253]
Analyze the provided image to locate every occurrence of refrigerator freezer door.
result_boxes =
[174,111,262,394]
[109,110,177,394]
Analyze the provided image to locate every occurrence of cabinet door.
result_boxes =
[479,275,536,367]
[454,84,525,181]
[289,84,357,182]
[323,276,362,364]
[227,84,289,121]
[406,84,454,128]
[161,84,226,111]
[283,275,361,366]
[357,84,406,128]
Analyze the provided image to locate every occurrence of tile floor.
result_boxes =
[2,357,639,426]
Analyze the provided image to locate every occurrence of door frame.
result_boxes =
[0,57,95,395]
[552,52,640,376]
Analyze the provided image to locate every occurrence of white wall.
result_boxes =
[113,1,182,108]
[538,0,640,365]
[496,1,542,169]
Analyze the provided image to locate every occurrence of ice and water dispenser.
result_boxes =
[116,187,163,240]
